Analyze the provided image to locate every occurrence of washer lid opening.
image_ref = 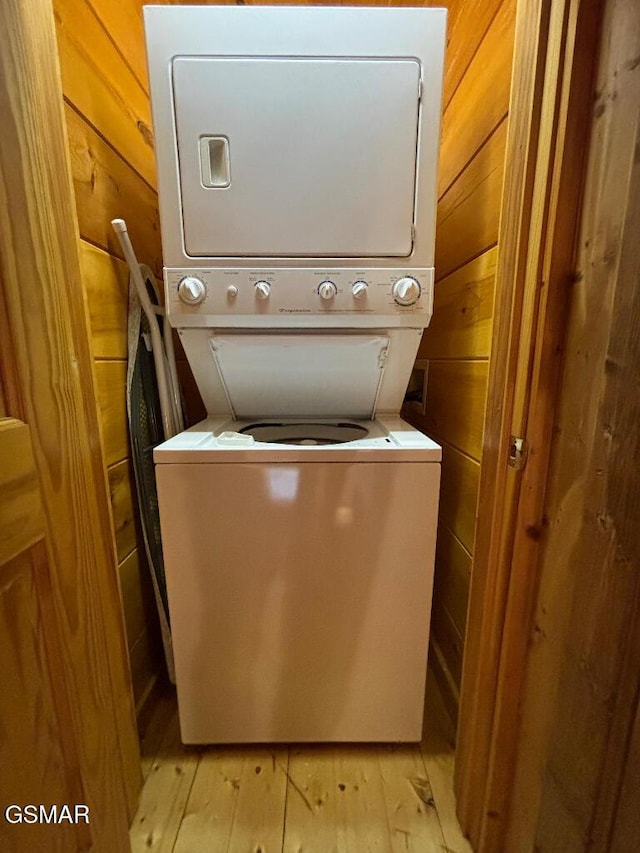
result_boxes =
[238,421,369,445]
[209,334,389,419]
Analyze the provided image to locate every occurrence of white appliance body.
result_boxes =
[145,5,446,743]
[156,418,440,743]
[145,5,447,341]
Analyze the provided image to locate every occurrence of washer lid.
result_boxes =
[237,421,370,445]
[209,334,389,419]
[172,57,420,258]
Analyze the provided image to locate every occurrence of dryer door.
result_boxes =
[172,57,421,258]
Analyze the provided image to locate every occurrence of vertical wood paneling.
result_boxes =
[410,0,516,718]
[435,120,507,279]
[0,548,80,853]
[66,104,162,275]
[108,458,137,564]
[419,361,489,461]
[1,0,141,830]
[438,444,480,555]
[55,0,163,723]
[430,606,464,690]
[0,422,45,566]
[87,0,150,95]
[438,0,515,195]
[419,248,497,361]
[452,0,610,846]
[433,524,472,637]
[442,0,503,108]
[54,0,156,186]
[0,381,7,417]
[95,360,129,468]
[119,549,153,651]
[130,628,161,712]
[505,3,640,845]
[610,694,640,851]
[81,241,130,360]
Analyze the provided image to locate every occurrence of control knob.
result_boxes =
[352,281,368,300]
[392,276,421,306]
[177,276,206,305]
[254,281,271,300]
[318,280,337,301]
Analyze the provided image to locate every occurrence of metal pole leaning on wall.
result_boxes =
[111,218,183,439]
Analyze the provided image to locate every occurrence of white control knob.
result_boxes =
[227,285,238,298]
[254,281,271,300]
[392,276,421,306]
[177,276,206,305]
[318,280,337,301]
[352,280,368,300]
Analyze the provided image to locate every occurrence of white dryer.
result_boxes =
[145,5,446,743]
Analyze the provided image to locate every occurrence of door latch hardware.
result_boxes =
[508,436,527,470]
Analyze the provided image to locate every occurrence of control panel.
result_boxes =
[165,268,434,328]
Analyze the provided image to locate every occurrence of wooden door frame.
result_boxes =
[454,0,603,849]
[0,0,140,846]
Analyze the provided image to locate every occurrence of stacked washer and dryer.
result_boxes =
[145,5,446,744]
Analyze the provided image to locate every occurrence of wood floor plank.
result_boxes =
[285,746,397,851]
[227,746,289,853]
[173,746,288,853]
[172,748,246,853]
[129,714,201,852]
[131,683,470,853]
[138,691,179,783]
[378,744,446,853]
[333,749,393,851]
[421,674,473,853]
[284,745,341,852]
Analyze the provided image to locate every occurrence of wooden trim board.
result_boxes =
[0,0,141,834]
[454,0,603,849]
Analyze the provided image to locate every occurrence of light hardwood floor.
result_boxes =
[130,671,473,852]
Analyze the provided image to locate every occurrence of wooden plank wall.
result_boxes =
[505,0,640,847]
[1,0,144,829]
[53,0,167,720]
[404,0,516,721]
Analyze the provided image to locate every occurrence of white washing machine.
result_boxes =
[145,5,446,743]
